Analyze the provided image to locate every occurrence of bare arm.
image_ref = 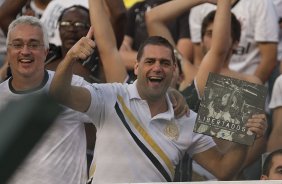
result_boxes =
[145,0,214,88]
[194,113,267,180]
[192,43,204,67]
[191,0,241,67]
[146,0,215,47]
[119,35,138,70]
[50,29,95,112]
[193,144,248,180]
[195,0,231,97]
[0,0,28,35]
[104,0,127,48]
[88,0,127,83]
[177,38,194,63]
[267,107,282,152]
[195,0,265,173]
[238,114,267,171]
[192,0,269,179]
[255,42,277,83]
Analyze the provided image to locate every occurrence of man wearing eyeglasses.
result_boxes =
[50,0,267,183]
[45,5,98,83]
[2,13,187,184]
[2,15,91,184]
[40,0,126,48]
[7,19,48,83]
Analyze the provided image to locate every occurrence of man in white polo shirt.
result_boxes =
[50,0,267,183]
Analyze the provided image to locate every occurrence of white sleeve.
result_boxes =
[272,0,282,18]
[252,0,279,42]
[186,132,216,156]
[40,1,65,46]
[269,75,282,109]
[84,83,123,128]
[189,6,202,43]
[71,74,90,87]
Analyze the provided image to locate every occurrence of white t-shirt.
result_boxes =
[21,0,46,18]
[2,70,90,184]
[85,81,215,183]
[40,0,88,46]
[189,0,279,74]
[269,74,282,109]
[272,0,282,61]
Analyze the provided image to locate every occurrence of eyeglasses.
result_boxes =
[59,21,90,30]
[8,40,44,50]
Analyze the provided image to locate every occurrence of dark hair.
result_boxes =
[262,149,282,176]
[57,5,90,24]
[136,36,175,63]
[201,10,241,43]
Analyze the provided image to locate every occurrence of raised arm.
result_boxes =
[50,28,95,112]
[119,35,138,70]
[146,0,215,48]
[145,0,216,88]
[191,2,236,176]
[0,0,28,35]
[194,113,267,180]
[194,1,268,179]
[104,0,127,48]
[88,0,127,83]
[195,0,231,97]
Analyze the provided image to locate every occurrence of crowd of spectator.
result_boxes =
[0,0,281,183]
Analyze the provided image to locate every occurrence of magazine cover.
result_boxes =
[193,73,267,146]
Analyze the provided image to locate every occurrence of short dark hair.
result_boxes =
[262,149,282,176]
[201,10,241,43]
[136,36,175,63]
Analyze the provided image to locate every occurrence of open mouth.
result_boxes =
[148,76,163,85]
[19,58,33,64]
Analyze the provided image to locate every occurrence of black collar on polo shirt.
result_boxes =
[9,70,49,94]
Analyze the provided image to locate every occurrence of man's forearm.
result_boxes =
[89,0,127,83]
[0,0,28,34]
[255,43,277,83]
[104,0,126,48]
[216,144,248,180]
[50,54,75,105]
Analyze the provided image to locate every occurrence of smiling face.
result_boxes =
[134,44,175,101]
[59,7,90,54]
[7,24,48,79]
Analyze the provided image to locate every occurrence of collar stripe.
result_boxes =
[116,95,174,179]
